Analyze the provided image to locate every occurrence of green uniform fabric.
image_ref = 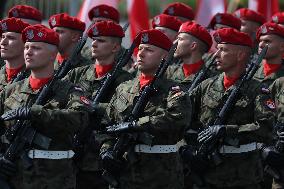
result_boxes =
[0,65,26,92]
[103,77,191,189]
[0,78,91,189]
[0,57,5,68]
[64,64,133,189]
[189,73,275,188]
[54,53,92,71]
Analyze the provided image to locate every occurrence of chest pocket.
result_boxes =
[202,91,222,109]
[114,93,130,113]
[4,93,28,111]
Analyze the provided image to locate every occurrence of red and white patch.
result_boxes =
[80,96,91,105]
[265,99,276,110]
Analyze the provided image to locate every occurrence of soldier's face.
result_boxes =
[0,32,24,60]
[258,34,284,59]
[240,20,259,40]
[24,42,57,70]
[137,44,167,75]
[215,43,238,72]
[174,33,193,59]
[53,27,74,54]
[155,27,177,42]
[91,36,118,61]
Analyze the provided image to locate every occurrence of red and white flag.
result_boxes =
[127,0,150,41]
[195,0,227,27]
[249,0,279,21]
[77,0,119,27]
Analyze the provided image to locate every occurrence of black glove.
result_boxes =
[1,106,31,121]
[100,149,123,174]
[261,146,284,168]
[0,157,16,179]
[197,125,226,145]
[106,121,141,133]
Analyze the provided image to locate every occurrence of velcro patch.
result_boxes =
[80,96,91,105]
[265,99,276,110]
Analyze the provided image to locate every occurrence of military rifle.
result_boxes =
[103,42,178,187]
[197,45,268,165]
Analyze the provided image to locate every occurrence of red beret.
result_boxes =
[208,13,241,30]
[234,8,266,25]
[152,14,182,32]
[0,17,30,34]
[271,12,284,24]
[136,29,172,51]
[22,24,59,46]
[163,3,194,21]
[49,13,86,32]
[87,21,124,38]
[256,22,284,40]
[88,4,120,23]
[213,28,253,47]
[8,5,42,22]
[179,21,212,50]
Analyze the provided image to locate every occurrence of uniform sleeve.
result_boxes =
[30,86,92,134]
[270,78,284,123]
[225,87,275,145]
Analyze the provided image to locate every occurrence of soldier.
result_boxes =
[48,13,92,71]
[0,18,30,91]
[253,22,284,88]
[233,8,266,45]
[188,28,275,188]
[152,14,182,42]
[88,4,120,23]
[166,21,212,86]
[0,24,91,189]
[63,20,133,189]
[100,29,191,189]
[8,5,42,25]
[162,2,194,22]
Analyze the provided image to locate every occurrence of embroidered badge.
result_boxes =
[51,17,56,26]
[26,29,34,40]
[168,7,174,15]
[1,22,7,31]
[266,99,276,110]
[141,33,149,43]
[80,96,91,105]
[171,85,181,92]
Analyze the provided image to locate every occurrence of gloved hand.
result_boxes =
[261,146,284,168]
[197,125,226,145]
[106,121,141,133]
[0,157,16,179]
[100,149,123,174]
[1,106,31,121]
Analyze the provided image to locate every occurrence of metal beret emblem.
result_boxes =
[272,16,279,23]
[94,8,100,17]
[141,33,149,43]
[216,14,222,24]
[37,32,44,38]
[168,7,174,15]
[1,22,8,31]
[234,10,241,18]
[92,26,99,36]
[51,17,56,26]
[261,26,267,34]
[26,29,34,40]
[12,9,19,17]
[154,16,160,25]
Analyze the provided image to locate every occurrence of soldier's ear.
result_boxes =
[111,43,121,53]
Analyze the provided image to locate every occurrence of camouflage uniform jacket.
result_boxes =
[0,65,26,92]
[54,53,92,71]
[0,57,5,68]
[271,77,284,123]
[253,61,284,90]
[0,78,91,189]
[63,64,133,171]
[190,73,275,187]
[103,77,191,189]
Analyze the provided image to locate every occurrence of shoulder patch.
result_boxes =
[171,85,181,92]
[80,96,91,105]
[74,86,84,92]
[265,99,276,110]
